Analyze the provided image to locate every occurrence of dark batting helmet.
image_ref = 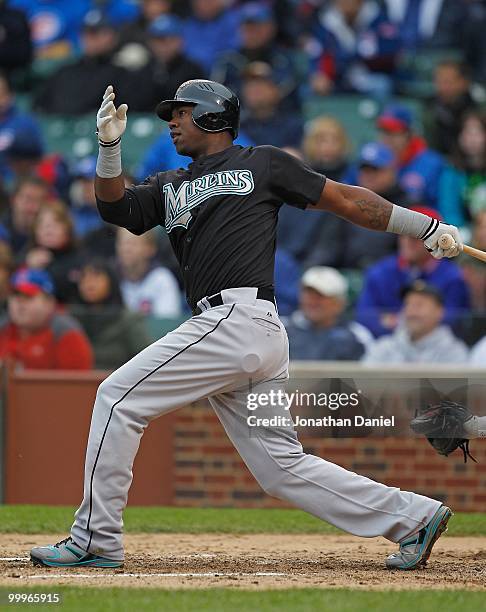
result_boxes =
[156,79,240,139]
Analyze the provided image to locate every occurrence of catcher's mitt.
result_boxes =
[410,401,477,463]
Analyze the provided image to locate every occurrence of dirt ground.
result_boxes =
[1,533,485,590]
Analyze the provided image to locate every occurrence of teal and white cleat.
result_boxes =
[30,537,123,568]
[386,505,453,570]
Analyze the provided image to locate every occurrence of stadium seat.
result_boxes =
[304,95,380,149]
[303,95,425,148]
[341,268,364,306]
[397,49,464,99]
[39,113,163,174]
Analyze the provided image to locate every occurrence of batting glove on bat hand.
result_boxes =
[96,85,128,144]
[422,222,462,259]
[410,401,477,463]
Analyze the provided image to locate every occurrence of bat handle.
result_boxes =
[463,244,486,264]
[439,233,486,263]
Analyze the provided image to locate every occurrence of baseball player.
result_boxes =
[31,80,462,570]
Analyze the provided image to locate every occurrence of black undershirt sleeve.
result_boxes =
[267,145,326,209]
[96,174,164,235]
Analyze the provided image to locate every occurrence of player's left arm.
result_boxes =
[310,178,462,259]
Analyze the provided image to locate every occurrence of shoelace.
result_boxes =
[54,537,72,548]
[401,527,425,551]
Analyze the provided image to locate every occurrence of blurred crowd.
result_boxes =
[0,0,486,369]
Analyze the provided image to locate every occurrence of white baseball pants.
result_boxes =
[71,287,441,561]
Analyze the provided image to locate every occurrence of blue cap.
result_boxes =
[73,156,97,179]
[241,2,273,23]
[377,104,413,132]
[149,15,183,37]
[83,9,114,30]
[359,142,395,168]
[5,128,44,159]
[11,268,54,297]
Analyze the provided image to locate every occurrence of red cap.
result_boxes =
[377,116,408,133]
[409,205,442,221]
[377,105,413,133]
[11,268,55,297]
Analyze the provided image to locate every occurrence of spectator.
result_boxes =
[212,2,303,109]
[80,221,118,261]
[0,176,50,255]
[470,335,486,367]
[2,128,70,205]
[356,207,470,337]
[72,259,152,370]
[285,266,365,361]
[305,142,405,270]
[116,227,181,317]
[139,15,205,112]
[80,173,135,261]
[2,125,44,183]
[119,0,174,47]
[239,62,303,148]
[310,0,400,99]
[34,10,138,114]
[0,176,8,214]
[342,142,406,266]
[438,111,486,228]
[364,281,469,364]
[383,0,467,52]
[183,0,240,74]
[23,200,81,303]
[97,0,140,28]
[423,60,477,157]
[10,0,140,59]
[0,0,32,75]
[69,156,104,239]
[465,0,486,84]
[0,240,15,316]
[9,0,87,60]
[0,267,93,369]
[377,104,443,207]
[302,116,351,181]
[0,72,43,183]
[274,248,300,316]
[264,0,304,47]
[278,121,351,266]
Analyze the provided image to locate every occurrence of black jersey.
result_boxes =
[97,144,326,311]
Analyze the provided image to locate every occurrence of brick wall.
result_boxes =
[173,401,486,512]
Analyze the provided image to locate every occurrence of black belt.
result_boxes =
[193,287,275,316]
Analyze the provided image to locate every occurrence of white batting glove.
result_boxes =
[96,85,128,143]
[423,222,463,259]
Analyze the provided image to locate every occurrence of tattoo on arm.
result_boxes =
[354,195,393,230]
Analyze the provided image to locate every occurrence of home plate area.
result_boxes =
[0,534,485,590]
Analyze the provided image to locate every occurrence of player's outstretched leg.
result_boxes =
[210,379,450,569]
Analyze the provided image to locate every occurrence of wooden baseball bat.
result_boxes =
[438,233,486,264]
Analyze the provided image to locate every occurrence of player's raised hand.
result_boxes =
[423,222,463,259]
[96,85,128,143]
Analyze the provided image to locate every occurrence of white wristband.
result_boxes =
[386,204,439,240]
[96,138,122,178]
